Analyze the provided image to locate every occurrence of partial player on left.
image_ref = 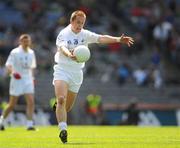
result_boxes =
[0,34,37,131]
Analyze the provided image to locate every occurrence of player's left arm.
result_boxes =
[31,68,36,85]
[98,34,134,47]
[31,52,37,83]
[31,68,35,78]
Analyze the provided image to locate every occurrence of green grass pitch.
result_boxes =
[0,126,180,148]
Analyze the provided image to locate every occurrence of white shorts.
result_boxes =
[53,64,83,93]
[9,77,34,96]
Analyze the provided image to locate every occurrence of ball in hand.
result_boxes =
[73,45,91,63]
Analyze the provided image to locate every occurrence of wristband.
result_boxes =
[116,37,121,43]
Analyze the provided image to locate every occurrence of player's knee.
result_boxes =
[57,96,66,105]
[27,99,34,106]
[8,104,15,110]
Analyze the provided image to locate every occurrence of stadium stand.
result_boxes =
[0,0,180,124]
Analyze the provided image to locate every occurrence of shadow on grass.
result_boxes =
[67,142,97,145]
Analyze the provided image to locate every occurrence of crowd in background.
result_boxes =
[0,0,180,100]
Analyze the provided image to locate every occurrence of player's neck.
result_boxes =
[71,28,78,34]
[71,26,80,34]
[21,45,29,52]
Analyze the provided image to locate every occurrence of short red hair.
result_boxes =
[70,10,86,22]
[19,34,31,41]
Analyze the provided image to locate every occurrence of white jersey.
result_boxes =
[5,45,36,78]
[55,24,100,71]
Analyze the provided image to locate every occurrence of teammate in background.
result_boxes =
[0,34,37,131]
[53,10,134,143]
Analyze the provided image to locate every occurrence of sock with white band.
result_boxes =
[0,115,4,125]
[58,122,67,131]
[27,120,34,128]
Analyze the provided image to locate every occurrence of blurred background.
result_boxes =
[0,0,180,126]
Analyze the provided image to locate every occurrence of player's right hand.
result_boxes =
[69,50,77,61]
[13,72,21,79]
[119,34,134,47]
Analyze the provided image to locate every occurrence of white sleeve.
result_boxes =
[56,32,67,48]
[31,52,36,68]
[85,30,101,44]
[5,51,14,67]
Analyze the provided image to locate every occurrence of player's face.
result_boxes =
[71,16,86,33]
[20,37,31,48]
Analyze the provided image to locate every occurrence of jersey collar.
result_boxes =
[19,45,30,52]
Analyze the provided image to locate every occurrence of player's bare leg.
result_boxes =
[53,90,77,112]
[25,93,35,130]
[66,90,77,112]
[54,80,68,143]
[55,80,68,123]
[0,96,18,130]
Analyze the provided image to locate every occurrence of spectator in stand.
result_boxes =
[151,47,161,67]
[150,46,163,89]
[151,67,163,89]
[117,62,131,85]
[153,18,173,50]
[133,66,149,86]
